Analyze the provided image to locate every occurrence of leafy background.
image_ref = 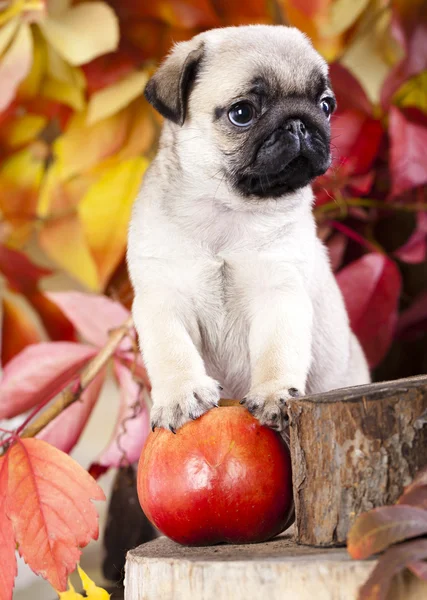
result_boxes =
[0,0,426,597]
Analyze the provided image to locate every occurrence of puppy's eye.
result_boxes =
[320,98,334,119]
[228,102,255,127]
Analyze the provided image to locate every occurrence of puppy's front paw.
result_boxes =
[151,376,221,433]
[241,383,302,431]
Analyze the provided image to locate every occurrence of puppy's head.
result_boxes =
[145,25,335,200]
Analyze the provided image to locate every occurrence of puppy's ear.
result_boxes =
[144,40,204,126]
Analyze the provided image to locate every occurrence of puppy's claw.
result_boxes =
[240,397,247,405]
[169,425,177,434]
[288,387,301,397]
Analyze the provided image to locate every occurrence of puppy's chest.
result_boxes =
[193,257,249,368]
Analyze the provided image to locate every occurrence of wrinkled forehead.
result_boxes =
[194,27,330,106]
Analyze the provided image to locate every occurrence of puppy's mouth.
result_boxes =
[237,155,313,198]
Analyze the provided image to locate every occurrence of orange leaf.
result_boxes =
[0,457,17,600]
[1,296,42,365]
[5,438,105,592]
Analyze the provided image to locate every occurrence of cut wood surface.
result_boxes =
[288,375,427,546]
[124,534,427,600]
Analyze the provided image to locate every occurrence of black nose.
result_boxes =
[285,118,307,139]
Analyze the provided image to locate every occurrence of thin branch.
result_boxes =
[19,316,134,440]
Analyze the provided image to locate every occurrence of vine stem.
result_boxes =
[19,316,134,440]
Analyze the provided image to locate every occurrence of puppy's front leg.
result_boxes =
[133,292,221,432]
[243,273,313,431]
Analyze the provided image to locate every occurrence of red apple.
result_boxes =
[137,404,293,545]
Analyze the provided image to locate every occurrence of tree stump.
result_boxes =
[124,534,427,600]
[288,375,427,546]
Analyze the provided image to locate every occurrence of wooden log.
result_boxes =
[288,375,427,547]
[124,534,427,600]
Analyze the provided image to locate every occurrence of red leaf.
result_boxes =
[396,290,427,340]
[47,292,130,347]
[0,457,17,600]
[358,539,427,600]
[408,560,427,581]
[0,245,51,294]
[82,47,138,95]
[389,107,427,197]
[0,342,97,419]
[90,361,149,472]
[347,505,427,560]
[37,369,106,454]
[331,111,383,176]
[4,438,105,591]
[336,254,402,368]
[26,291,76,342]
[329,63,373,115]
[394,211,427,264]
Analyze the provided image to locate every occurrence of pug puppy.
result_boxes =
[127,25,370,433]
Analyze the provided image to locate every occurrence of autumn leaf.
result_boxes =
[0,23,33,112]
[0,457,17,600]
[78,157,148,288]
[1,295,42,365]
[4,438,105,591]
[39,2,119,66]
[394,211,427,264]
[77,565,110,599]
[336,254,402,368]
[46,291,131,347]
[347,505,427,560]
[389,107,427,197]
[37,369,106,454]
[90,360,149,474]
[358,539,427,600]
[398,466,427,509]
[0,244,51,293]
[0,342,97,419]
[38,214,100,290]
[86,70,148,125]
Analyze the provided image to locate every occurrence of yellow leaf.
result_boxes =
[40,2,119,66]
[57,578,84,599]
[78,157,148,289]
[77,566,110,600]
[41,76,85,111]
[38,214,99,290]
[0,23,33,112]
[87,70,149,125]
[117,100,158,160]
[0,16,19,55]
[393,72,427,113]
[38,162,97,217]
[18,27,47,99]
[320,0,371,37]
[0,0,25,26]
[46,44,86,88]
[3,114,47,148]
[54,109,131,179]
[341,5,394,104]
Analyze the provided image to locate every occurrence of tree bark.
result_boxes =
[288,375,427,546]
